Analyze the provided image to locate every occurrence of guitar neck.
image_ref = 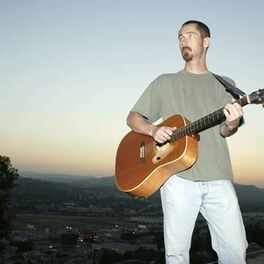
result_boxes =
[171,95,250,141]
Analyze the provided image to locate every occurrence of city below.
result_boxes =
[1,172,264,264]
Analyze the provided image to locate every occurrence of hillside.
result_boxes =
[12,172,264,214]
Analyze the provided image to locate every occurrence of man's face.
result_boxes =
[178,23,208,62]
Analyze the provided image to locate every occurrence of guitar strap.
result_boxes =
[212,73,246,126]
[212,73,246,99]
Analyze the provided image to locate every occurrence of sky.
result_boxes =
[0,0,263,187]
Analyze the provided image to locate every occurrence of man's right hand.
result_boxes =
[151,126,176,144]
[127,112,176,144]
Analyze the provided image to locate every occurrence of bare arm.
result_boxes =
[220,99,243,137]
[127,111,176,144]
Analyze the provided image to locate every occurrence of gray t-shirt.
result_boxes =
[131,70,235,181]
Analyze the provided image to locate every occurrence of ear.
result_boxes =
[203,37,210,49]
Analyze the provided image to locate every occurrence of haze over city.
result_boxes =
[0,0,263,187]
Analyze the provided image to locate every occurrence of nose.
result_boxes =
[183,36,189,46]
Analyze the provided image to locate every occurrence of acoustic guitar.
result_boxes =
[115,90,264,197]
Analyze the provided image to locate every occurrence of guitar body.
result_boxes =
[115,114,199,197]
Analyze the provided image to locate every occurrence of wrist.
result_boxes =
[224,122,237,132]
[221,122,238,137]
[150,126,158,138]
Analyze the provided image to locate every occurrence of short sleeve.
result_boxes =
[131,77,162,123]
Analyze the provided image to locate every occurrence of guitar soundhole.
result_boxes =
[157,157,161,160]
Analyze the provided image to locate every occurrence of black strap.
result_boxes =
[212,73,246,99]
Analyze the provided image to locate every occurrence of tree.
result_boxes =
[0,155,19,239]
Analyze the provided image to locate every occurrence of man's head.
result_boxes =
[181,20,210,39]
[178,20,211,62]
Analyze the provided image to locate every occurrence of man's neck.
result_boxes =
[184,58,208,74]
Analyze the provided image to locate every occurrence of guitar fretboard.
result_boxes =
[170,96,250,142]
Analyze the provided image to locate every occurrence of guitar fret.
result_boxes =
[195,121,199,131]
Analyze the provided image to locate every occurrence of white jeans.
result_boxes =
[160,176,248,264]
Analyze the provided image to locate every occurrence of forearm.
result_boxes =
[127,111,157,137]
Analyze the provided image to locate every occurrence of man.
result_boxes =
[127,21,248,263]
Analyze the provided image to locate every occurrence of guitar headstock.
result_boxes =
[249,89,264,106]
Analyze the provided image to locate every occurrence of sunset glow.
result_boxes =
[0,0,263,186]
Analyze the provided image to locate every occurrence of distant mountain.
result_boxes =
[10,175,264,215]
[234,183,264,203]
[19,171,115,187]
[18,172,264,205]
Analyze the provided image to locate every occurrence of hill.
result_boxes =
[19,171,115,187]
[12,172,264,214]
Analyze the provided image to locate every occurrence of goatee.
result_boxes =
[181,47,193,62]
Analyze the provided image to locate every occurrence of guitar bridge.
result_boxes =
[139,141,145,164]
